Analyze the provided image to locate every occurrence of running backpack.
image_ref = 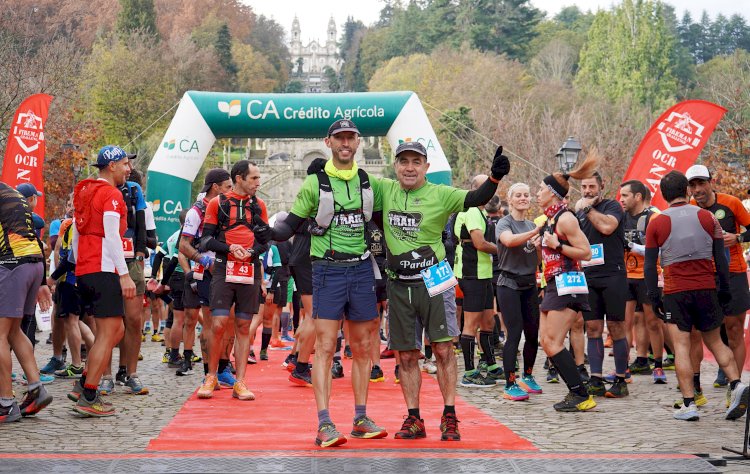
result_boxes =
[308,169,373,236]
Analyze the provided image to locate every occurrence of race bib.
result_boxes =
[420,260,457,297]
[581,243,604,267]
[554,271,589,296]
[225,255,254,284]
[193,263,205,281]
[122,238,134,259]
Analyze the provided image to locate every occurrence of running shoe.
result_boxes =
[124,374,149,395]
[503,383,530,401]
[269,338,291,350]
[663,356,675,370]
[628,359,653,375]
[161,351,169,364]
[192,354,203,363]
[115,367,128,386]
[673,402,699,421]
[553,392,597,412]
[603,370,632,384]
[283,353,297,370]
[138,352,144,361]
[726,382,750,420]
[67,379,83,402]
[259,349,268,361]
[460,370,495,388]
[577,365,590,383]
[0,401,21,423]
[394,415,426,439]
[394,365,400,384]
[605,380,629,398]
[74,394,115,417]
[344,345,353,359]
[289,369,313,387]
[248,350,257,364]
[21,373,55,385]
[19,384,52,416]
[543,358,550,370]
[54,364,83,379]
[421,359,437,374]
[218,367,236,387]
[316,422,347,447]
[714,368,728,388]
[653,367,667,384]
[518,374,543,394]
[232,380,256,401]
[280,335,295,343]
[370,365,385,383]
[40,356,66,375]
[141,333,146,342]
[440,413,461,441]
[167,355,182,369]
[673,391,708,408]
[487,367,505,383]
[380,348,395,359]
[587,377,607,397]
[351,415,387,439]
[228,361,236,374]
[546,367,559,383]
[331,360,344,379]
[197,375,218,399]
[477,361,489,373]
[604,335,613,348]
[99,376,115,395]
[151,333,164,342]
[176,359,194,376]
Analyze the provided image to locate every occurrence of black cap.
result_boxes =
[201,168,231,193]
[395,141,427,157]
[327,119,360,137]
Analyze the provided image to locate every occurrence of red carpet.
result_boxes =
[148,347,536,452]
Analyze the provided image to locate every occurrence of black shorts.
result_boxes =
[273,277,290,306]
[716,273,750,316]
[458,279,494,312]
[540,278,590,313]
[77,272,124,318]
[290,263,312,295]
[583,273,627,322]
[664,289,724,333]
[55,281,82,318]
[375,278,387,303]
[626,278,650,312]
[183,271,211,309]
[169,272,185,311]
[210,264,258,320]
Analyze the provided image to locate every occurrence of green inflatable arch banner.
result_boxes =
[147,90,451,239]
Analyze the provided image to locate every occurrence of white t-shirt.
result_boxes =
[145,202,156,231]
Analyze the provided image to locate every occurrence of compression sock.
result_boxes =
[408,408,420,419]
[654,358,663,369]
[443,405,455,416]
[183,349,194,361]
[694,373,702,392]
[480,331,496,366]
[587,336,604,376]
[83,384,98,402]
[612,338,629,375]
[550,348,587,397]
[317,409,332,427]
[424,344,433,360]
[460,335,476,372]
[170,348,180,360]
[354,404,366,421]
[218,359,229,374]
[335,331,343,359]
[280,311,290,338]
[261,328,272,351]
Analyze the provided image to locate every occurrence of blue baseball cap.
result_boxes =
[17,183,42,198]
[95,145,136,168]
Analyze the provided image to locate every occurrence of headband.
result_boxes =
[543,174,568,200]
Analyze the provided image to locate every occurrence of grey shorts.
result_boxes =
[0,262,44,318]
[387,280,460,351]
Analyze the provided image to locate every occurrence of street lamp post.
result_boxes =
[62,141,82,192]
[556,136,582,173]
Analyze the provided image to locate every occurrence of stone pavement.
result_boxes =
[5,330,750,473]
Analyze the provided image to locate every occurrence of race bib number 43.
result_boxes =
[420,260,457,297]
[554,271,589,296]
[225,257,254,284]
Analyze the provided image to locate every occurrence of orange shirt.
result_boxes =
[691,193,750,273]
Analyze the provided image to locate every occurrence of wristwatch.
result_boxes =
[134,255,145,262]
[582,205,593,215]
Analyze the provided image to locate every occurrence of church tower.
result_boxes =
[326,16,337,52]
[291,16,301,50]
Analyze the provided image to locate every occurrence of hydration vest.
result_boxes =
[120,182,140,231]
[309,169,374,236]
[214,193,262,243]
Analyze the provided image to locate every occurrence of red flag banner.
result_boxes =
[621,100,727,209]
[1,93,54,218]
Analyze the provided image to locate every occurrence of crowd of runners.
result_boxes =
[1,118,749,446]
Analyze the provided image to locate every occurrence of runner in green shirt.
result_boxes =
[380,141,510,442]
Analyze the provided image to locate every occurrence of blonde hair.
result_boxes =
[506,182,530,201]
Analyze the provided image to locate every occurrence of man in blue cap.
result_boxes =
[16,183,45,239]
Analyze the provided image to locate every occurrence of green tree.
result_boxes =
[248,15,290,91]
[215,23,237,87]
[323,66,340,92]
[116,0,159,40]
[285,80,304,93]
[575,0,677,110]
[438,106,476,174]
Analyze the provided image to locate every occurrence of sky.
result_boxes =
[244,0,750,42]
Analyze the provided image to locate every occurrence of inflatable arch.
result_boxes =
[147,91,451,239]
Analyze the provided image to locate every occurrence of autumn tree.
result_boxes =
[117,0,159,40]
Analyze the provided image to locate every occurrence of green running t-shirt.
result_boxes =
[377,178,467,278]
[290,170,382,260]
[454,207,493,279]
[165,229,183,274]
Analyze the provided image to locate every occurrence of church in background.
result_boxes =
[289,16,342,93]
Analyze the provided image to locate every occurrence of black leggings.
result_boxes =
[496,285,540,377]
